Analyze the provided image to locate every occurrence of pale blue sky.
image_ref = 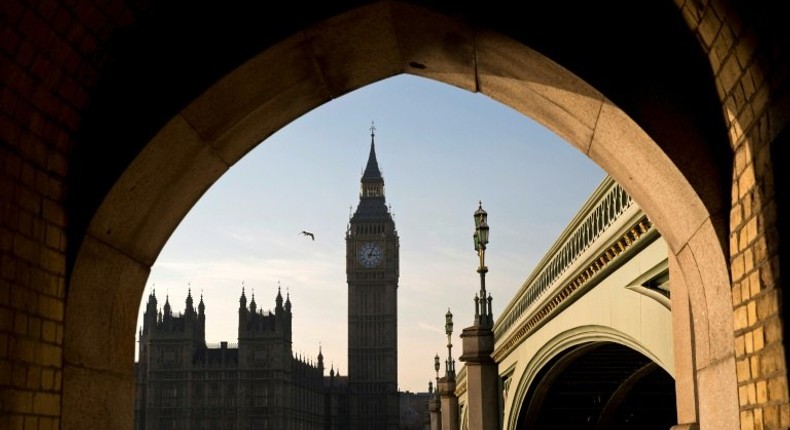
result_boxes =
[136,74,606,393]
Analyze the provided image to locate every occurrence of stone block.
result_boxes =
[740,409,755,430]
[61,364,134,430]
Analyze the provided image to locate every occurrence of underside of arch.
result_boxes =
[63,2,736,429]
[515,342,676,430]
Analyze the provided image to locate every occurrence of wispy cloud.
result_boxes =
[417,322,444,334]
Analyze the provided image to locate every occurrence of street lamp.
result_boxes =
[434,353,441,399]
[474,201,490,270]
[473,201,492,327]
[445,308,455,378]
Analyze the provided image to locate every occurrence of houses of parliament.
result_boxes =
[134,130,418,429]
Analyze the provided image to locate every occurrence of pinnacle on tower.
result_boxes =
[186,287,194,313]
[362,121,383,183]
[163,295,171,316]
[353,124,389,219]
[276,284,284,310]
[147,287,158,312]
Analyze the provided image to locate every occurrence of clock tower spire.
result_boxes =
[357,122,386,209]
[346,123,400,430]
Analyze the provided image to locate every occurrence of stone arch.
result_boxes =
[505,326,672,430]
[674,2,790,429]
[61,2,744,429]
[513,340,676,430]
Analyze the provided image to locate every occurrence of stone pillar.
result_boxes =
[459,325,499,430]
[668,253,699,429]
[428,394,442,430]
[438,377,459,430]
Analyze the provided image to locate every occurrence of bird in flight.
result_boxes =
[300,231,315,241]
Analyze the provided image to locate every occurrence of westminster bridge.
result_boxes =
[440,176,678,430]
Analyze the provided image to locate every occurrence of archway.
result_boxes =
[62,2,737,429]
[516,342,676,430]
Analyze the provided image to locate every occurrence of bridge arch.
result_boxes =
[513,340,676,430]
[61,2,751,429]
[505,325,674,430]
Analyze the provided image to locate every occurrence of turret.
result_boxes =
[147,289,158,313]
[197,293,206,342]
[238,286,248,338]
[239,286,247,310]
[163,295,171,324]
[185,288,194,316]
[281,289,292,345]
[275,286,283,311]
[143,289,158,334]
[138,289,207,360]
[318,344,324,375]
[238,285,292,342]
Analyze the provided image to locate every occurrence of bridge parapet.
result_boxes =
[493,177,659,360]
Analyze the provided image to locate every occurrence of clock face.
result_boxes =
[357,242,383,268]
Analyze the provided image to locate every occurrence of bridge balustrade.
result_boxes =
[494,177,636,341]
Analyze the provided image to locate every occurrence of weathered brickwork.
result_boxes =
[678,0,789,428]
[1,1,144,428]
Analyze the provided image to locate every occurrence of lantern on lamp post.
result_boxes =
[445,309,455,378]
[474,201,490,271]
[473,201,492,327]
[434,353,441,399]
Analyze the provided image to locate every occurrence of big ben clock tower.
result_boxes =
[347,124,399,430]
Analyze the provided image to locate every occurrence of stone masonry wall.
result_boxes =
[0,1,145,428]
[677,0,790,429]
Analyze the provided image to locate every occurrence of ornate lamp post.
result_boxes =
[445,309,455,378]
[473,201,492,328]
[428,353,443,430]
[436,308,459,430]
[460,201,498,430]
[434,354,441,398]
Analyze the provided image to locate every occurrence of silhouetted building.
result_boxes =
[134,287,349,429]
[135,129,413,429]
[400,391,431,430]
[346,126,400,430]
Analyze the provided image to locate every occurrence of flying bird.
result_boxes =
[300,231,315,241]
